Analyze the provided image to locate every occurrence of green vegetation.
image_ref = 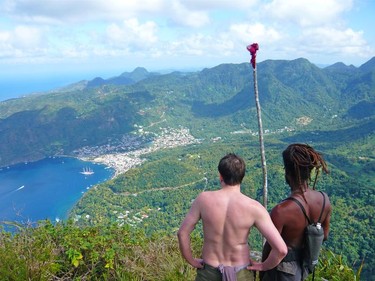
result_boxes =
[0,221,361,280]
[0,58,374,279]
[1,59,374,167]
[0,221,199,280]
[312,250,364,281]
[69,132,374,279]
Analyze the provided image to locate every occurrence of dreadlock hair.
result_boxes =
[282,143,329,194]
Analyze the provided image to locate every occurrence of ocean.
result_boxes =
[0,76,79,102]
[0,74,115,225]
[0,157,114,224]
[0,70,117,102]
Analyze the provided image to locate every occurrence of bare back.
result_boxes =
[271,189,332,249]
[197,188,261,267]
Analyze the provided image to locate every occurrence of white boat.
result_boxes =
[80,167,94,175]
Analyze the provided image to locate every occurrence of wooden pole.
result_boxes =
[253,67,268,209]
[247,43,268,210]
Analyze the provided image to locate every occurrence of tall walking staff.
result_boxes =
[247,43,268,210]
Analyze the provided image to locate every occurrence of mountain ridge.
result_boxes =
[0,57,374,279]
[0,57,374,168]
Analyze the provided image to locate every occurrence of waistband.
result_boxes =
[203,263,249,272]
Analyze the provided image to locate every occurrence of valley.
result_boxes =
[0,57,374,278]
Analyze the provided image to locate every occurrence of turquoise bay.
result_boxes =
[0,157,114,223]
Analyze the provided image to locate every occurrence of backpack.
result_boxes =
[285,191,326,277]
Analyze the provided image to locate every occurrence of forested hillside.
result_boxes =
[70,132,374,279]
[0,58,373,167]
[0,57,374,279]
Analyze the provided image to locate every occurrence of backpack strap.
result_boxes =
[317,191,326,223]
[284,191,326,224]
[284,197,312,224]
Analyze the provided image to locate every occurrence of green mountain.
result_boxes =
[0,58,374,278]
[87,66,156,88]
[0,58,373,168]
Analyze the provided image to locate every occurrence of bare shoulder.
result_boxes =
[197,191,213,198]
[320,191,332,216]
[243,196,268,213]
[321,191,331,205]
[311,190,332,211]
[270,199,300,221]
[195,191,214,203]
[271,200,293,213]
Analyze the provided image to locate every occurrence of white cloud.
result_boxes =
[0,0,372,69]
[168,1,210,28]
[182,0,258,10]
[250,0,374,63]
[258,25,372,64]
[167,34,211,56]
[2,0,209,25]
[1,0,256,27]
[106,18,158,51]
[299,27,370,57]
[0,31,12,58]
[1,0,164,25]
[13,25,43,48]
[263,0,353,27]
[229,23,282,45]
[165,32,237,58]
[0,31,11,42]
[0,25,45,59]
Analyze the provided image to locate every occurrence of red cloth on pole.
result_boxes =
[247,43,259,69]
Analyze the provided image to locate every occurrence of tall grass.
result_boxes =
[0,220,197,280]
[0,221,361,280]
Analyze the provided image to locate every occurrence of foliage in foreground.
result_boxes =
[0,221,362,280]
[0,220,197,280]
[312,250,364,281]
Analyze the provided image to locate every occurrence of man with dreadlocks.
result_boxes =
[260,143,332,281]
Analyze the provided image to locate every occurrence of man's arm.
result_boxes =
[261,204,285,262]
[248,204,287,271]
[177,196,204,269]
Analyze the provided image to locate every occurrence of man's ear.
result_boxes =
[219,173,224,183]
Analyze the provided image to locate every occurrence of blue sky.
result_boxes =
[0,0,374,97]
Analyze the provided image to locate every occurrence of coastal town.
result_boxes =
[73,122,298,178]
[71,122,297,228]
[74,126,201,177]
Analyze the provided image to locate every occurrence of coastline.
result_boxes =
[0,156,113,223]
[80,127,201,178]
[84,150,146,178]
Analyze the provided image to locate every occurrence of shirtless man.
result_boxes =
[178,153,287,281]
[261,144,332,281]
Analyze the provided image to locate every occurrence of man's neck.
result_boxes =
[291,183,309,195]
[221,183,241,191]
